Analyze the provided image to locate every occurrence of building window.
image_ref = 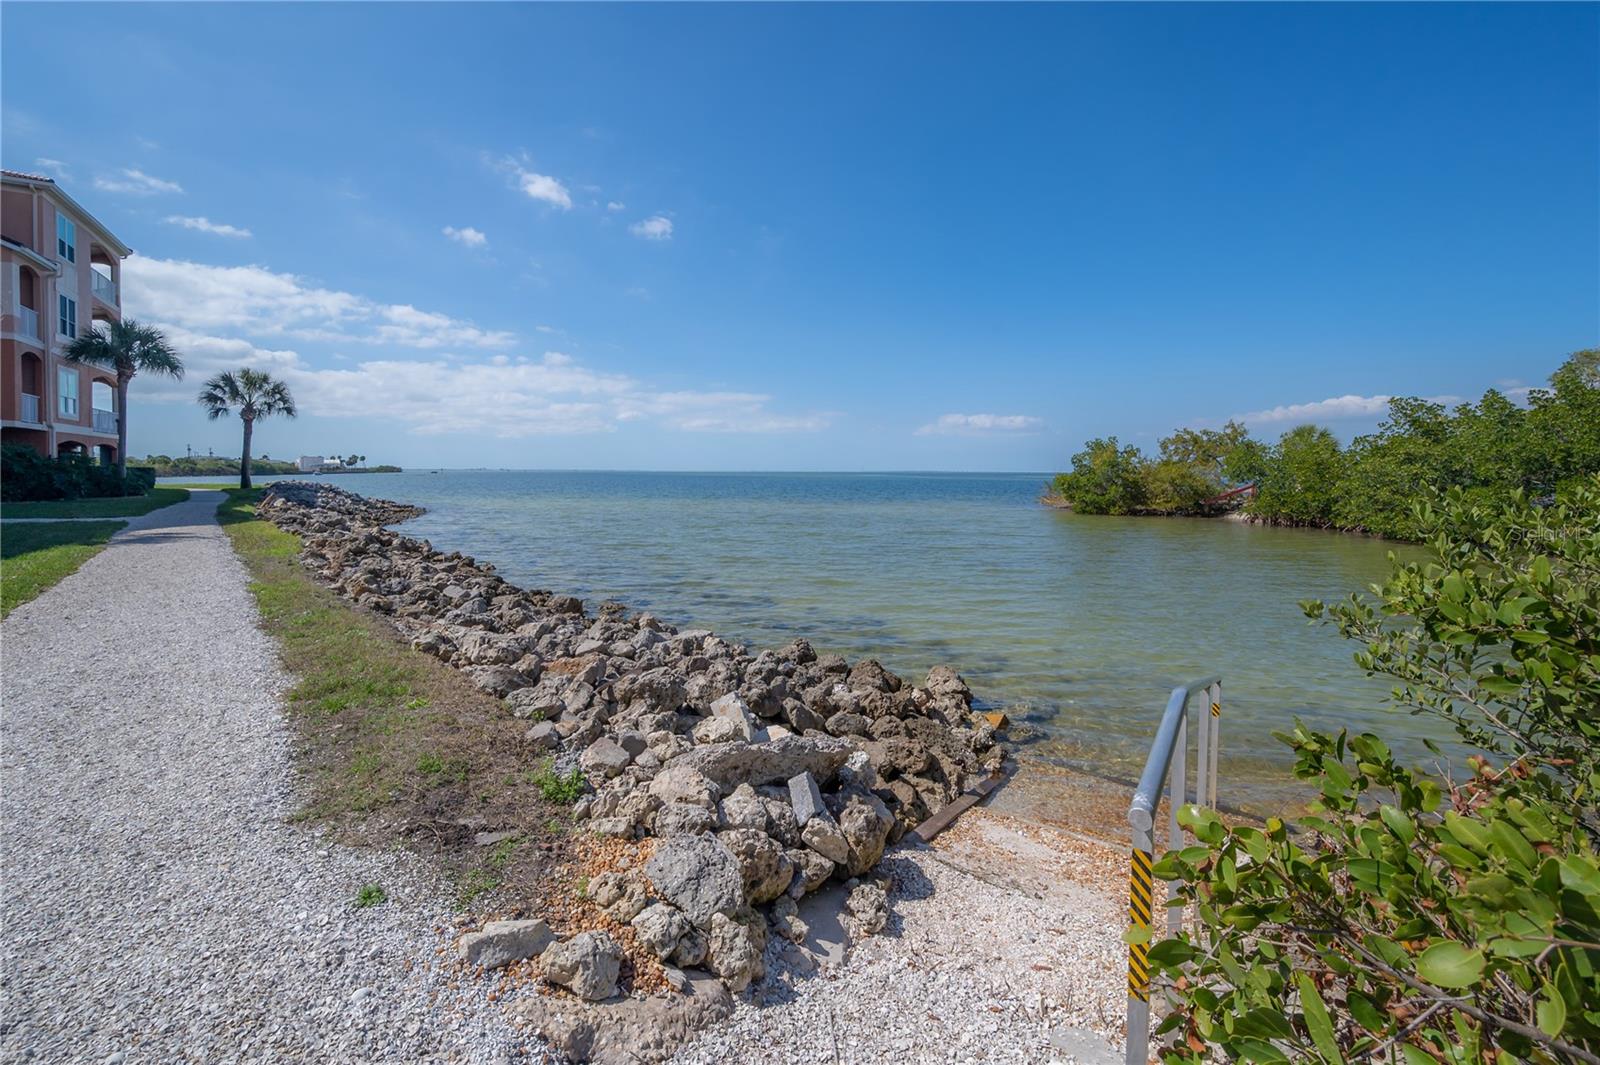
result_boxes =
[58,367,79,417]
[57,215,76,263]
[59,294,77,338]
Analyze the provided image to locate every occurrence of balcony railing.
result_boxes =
[15,306,40,339]
[93,408,117,434]
[92,271,117,305]
[20,393,40,424]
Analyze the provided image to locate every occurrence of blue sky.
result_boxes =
[4,3,1595,471]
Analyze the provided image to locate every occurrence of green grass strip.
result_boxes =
[1,520,127,617]
[2,486,190,520]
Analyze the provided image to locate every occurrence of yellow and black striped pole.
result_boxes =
[1126,843,1155,1063]
[1128,846,1154,1002]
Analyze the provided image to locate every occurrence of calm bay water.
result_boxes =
[191,470,1451,808]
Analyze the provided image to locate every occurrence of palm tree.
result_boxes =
[197,368,297,489]
[63,319,184,483]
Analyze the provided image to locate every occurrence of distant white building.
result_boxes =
[297,455,324,472]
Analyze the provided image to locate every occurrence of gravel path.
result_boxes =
[0,492,548,1064]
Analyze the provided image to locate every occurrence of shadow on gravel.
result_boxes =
[746,848,937,1014]
[113,529,216,547]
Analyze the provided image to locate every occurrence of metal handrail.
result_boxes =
[1125,676,1222,1065]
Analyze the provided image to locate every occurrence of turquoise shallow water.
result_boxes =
[179,470,1450,808]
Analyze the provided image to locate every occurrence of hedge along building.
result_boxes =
[0,170,131,464]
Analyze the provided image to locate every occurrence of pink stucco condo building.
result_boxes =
[0,169,131,463]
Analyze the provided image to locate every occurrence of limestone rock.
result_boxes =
[631,902,692,961]
[675,735,854,791]
[848,659,902,693]
[691,716,748,745]
[708,692,758,741]
[786,847,835,897]
[787,771,825,826]
[648,765,719,809]
[800,814,851,866]
[671,926,708,967]
[459,919,554,970]
[925,664,971,701]
[825,711,871,737]
[644,834,746,929]
[705,912,765,993]
[770,895,809,942]
[717,828,794,904]
[835,791,894,876]
[462,665,529,698]
[580,737,631,779]
[655,801,717,837]
[541,931,622,1001]
[845,881,889,936]
[526,720,561,749]
[717,784,769,833]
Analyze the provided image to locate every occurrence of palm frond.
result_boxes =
[64,318,185,382]
[196,367,296,420]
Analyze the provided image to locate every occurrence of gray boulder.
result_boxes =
[631,902,692,961]
[507,675,575,719]
[788,771,825,826]
[655,801,717,836]
[718,828,795,904]
[801,814,851,866]
[526,720,561,749]
[691,716,748,745]
[541,931,622,1001]
[786,847,835,897]
[836,791,895,876]
[644,834,746,928]
[462,665,529,698]
[648,765,719,809]
[676,735,854,791]
[846,881,889,936]
[705,912,765,992]
[459,919,554,969]
[717,784,769,833]
[708,692,758,741]
[579,737,631,779]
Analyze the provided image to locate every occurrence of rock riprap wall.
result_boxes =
[257,482,1005,997]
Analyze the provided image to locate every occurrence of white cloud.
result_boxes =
[139,332,825,438]
[916,413,1044,436]
[442,225,487,247]
[1235,392,1464,425]
[165,215,252,238]
[33,158,70,180]
[629,215,674,241]
[122,256,824,437]
[606,201,626,212]
[121,257,509,349]
[371,304,515,350]
[94,167,183,195]
[515,168,572,209]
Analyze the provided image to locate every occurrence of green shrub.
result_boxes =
[1052,437,1150,514]
[1,445,153,502]
[1149,480,1600,1063]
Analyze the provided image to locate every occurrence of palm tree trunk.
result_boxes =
[240,416,254,491]
[115,374,131,487]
